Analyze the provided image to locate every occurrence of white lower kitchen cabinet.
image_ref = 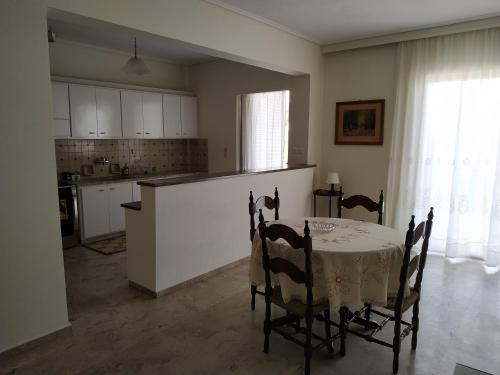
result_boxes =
[108,183,132,232]
[132,181,141,201]
[80,185,109,239]
[80,182,132,240]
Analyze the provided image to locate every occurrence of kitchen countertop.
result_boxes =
[137,164,316,187]
[62,172,200,187]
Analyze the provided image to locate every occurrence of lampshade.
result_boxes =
[326,172,340,185]
[122,37,151,75]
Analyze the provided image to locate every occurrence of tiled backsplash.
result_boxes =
[55,139,208,176]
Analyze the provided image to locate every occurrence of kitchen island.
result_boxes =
[122,164,315,296]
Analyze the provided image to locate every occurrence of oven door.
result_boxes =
[58,185,79,248]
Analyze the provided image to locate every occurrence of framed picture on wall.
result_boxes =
[335,99,385,145]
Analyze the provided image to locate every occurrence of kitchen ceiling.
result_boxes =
[48,18,218,65]
[208,0,500,44]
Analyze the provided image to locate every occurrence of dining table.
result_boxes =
[249,217,410,312]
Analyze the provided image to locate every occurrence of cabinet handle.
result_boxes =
[89,131,96,134]
[100,131,106,134]
[136,132,142,135]
[145,132,151,134]
[109,187,115,191]
[98,189,105,192]
[176,132,180,135]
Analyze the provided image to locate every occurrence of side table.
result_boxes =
[313,189,340,218]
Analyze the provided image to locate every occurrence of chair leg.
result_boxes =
[251,285,257,311]
[364,303,371,331]
[339,306,347,357]
[411,300,420,350]
[263,296,271,353]
[393,312,401,374]
[304,312,313,375]
[323,309,334,355]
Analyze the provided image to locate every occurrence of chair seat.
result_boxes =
[385,287,420,312]
[271,287,330,316]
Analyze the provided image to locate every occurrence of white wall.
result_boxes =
[320,44,397,220]
[0,0,324,352]
[49,40,188,90]
[188,60,309,172]
[126,167,314,293]
[0,2,69,353]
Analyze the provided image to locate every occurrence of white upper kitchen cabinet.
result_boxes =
[69,84,98,137]
[121,90,144,138]
[163,94,182,138]
[142,93,163,138]
[180,96,198,138]
[108,183,132,233]
[51,82,71,138]
[80,185,109,239]
[52,82,70,119]
[96,87,122,138]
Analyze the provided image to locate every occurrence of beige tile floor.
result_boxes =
[1,247,499,375]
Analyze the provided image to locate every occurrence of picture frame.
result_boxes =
[335,99,385,145]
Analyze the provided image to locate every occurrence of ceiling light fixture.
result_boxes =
[122,37,151,75]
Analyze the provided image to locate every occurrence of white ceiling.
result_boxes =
[209,0,500,44]
[47,18,218,65]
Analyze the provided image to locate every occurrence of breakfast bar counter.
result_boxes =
[122,164,316,296]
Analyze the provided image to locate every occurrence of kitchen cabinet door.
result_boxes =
[132,181,141,201]
[142,92,163,138]
[81,185,109,239]
[163,94,182,138]
[121,90,144,138]
[96,87,122,138]
[51,82,70,119]
[108,183,132,233]
[69,84,98,137]
[53,119,71,138]
[181,96,198,138]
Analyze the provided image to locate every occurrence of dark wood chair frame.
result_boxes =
[336,207,434,374]
[258,211,339,375]
[337,186,384,225]
[249,187,280,310]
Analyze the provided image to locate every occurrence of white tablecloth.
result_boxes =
[249,218,407,311]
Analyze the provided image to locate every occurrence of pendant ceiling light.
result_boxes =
[122,37,151,75]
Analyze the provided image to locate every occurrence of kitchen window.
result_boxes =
[240,90,290,170]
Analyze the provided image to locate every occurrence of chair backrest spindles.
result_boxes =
[249,187,280,241]
[259,212,314,308]
[394,207,434,313]
[249,191,256,241]
[414,207,434,294]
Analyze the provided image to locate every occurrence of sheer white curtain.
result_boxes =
[242,90,289,170]
[387,29,500,266]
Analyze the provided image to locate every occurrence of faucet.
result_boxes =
[95,156,110,165]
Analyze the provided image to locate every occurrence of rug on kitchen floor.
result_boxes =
[84,234,126,255]
[454,364,492,375]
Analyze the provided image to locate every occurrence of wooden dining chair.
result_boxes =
[339,207,434,374]
[258,211,338,375]
[337,186,384,225]
[249,187,280,310]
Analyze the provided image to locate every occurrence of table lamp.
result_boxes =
[326,172,340,192]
